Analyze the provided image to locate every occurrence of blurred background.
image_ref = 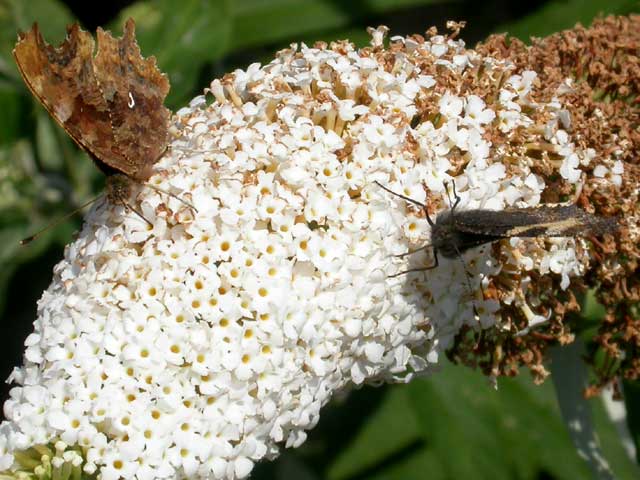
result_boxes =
[1,0,639,478]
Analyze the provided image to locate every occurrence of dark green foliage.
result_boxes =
[252,362,640,479]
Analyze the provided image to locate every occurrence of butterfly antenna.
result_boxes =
[20,193,104,245]
[374,181,436,227]
[119,199,153,227]
[145,183,198,213]
[443,180,461,212]
[374,181,441,275]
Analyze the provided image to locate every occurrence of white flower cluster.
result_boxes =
[0,25,618,479]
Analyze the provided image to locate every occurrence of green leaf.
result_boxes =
[325,360,610,480]
[230,0,446,50]
[275,453,320,480]
[0,1,73,148]
[596,385,640,477]
[576,289,608,341]
[364,448,447,480]
[623,379,640,465]
[0,82,26,145]
[113,0,233,108]
[409,370,522,480]
[35,109,64,170]
[327,386,421,480]
[0,136,82,315]
[230,0,352,49]
[0,224,58,316]
[550,341,615,479]
[581,289,608,325]
[0,139,37,215]
[495,0,640,42]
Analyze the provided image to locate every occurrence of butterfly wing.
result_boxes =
[13,23,126,170]
[93,19,171,182]
[453,205,615,237]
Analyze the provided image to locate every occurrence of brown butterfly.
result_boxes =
[376,180,617,272]
[14,19,173,242]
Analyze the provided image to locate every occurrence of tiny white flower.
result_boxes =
[560,153,583,182]
[463,95,495,126]
[362,115,400,150]
[439,92,464,118]
[593,165,608,177]
[336,99,368,121]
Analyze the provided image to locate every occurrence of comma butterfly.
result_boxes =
[14,19,172,241]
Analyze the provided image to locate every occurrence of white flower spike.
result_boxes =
[1,24,620,480]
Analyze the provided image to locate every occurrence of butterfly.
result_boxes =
[14,18,172,242]
[376,180,618,321]
[376,180,617,275]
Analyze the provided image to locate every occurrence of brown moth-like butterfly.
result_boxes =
[376,180,617,275]
[14,19,171,242]
[376,180,618,321]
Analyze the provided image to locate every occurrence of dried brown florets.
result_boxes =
[472,15,640,391]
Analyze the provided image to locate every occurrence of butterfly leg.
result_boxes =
[118,199,153,228]
[388,247,439,278]
[392,243,433,258]
[450,241,483,322]
[145,182,198,213]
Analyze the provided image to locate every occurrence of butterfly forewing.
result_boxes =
[449,205,610,238]
[93,19,170,181]
[13,20,170,182]
[13,23,127,169]
[430,199,618,260]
